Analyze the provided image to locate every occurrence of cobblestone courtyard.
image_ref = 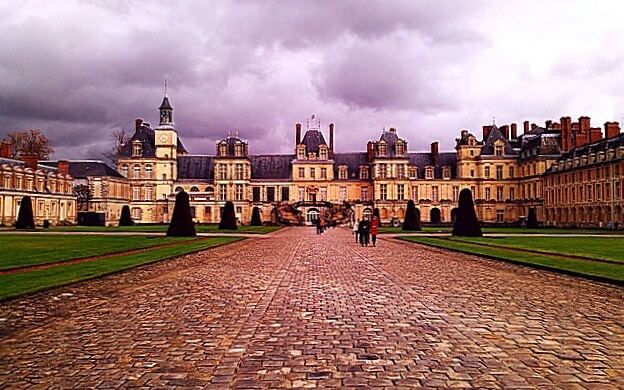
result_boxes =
[1,227,623,389]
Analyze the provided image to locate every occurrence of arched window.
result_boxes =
[362,208,373,220]
[174,186,184,192]
[306,208,320,224]
[120,165,128,177]
[190,186,200,192]
[145,164,153,179]
[133,164,140,179]
[205,187,214,194]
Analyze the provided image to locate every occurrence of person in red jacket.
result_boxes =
[370,216,380,247]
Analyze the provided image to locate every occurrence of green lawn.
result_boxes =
[397,236,624,283]
[44,224,280,234]
[0,236,242,301]
[380,226,624,235]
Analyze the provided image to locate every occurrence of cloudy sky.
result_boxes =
[2,0,624,161]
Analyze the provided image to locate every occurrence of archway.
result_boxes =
[451,207,458,222]
[430,208,441,223]
[306,208,320,224]
[362,208,373,221]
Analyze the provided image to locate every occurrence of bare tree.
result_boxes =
[102,128,130,165]
[6,129,54,160]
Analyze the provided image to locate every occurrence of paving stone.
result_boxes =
[0,227,622,388]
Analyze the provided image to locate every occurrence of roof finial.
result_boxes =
[236,130,239,138]
[493,116,496,125]
[228,130,231,137]
[164,79,168,96]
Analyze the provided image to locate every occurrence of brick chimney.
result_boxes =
[589,127,603,143]
[500,125,509,139]
[482,125,492,141]
[135,118,143,131]
[579,116,591,140]
[545,119,553,129]
[431,141,439,166]
[296,123,302,145]
[605,122,620,139]
[367,141,374,162]
[0,141,11,158]
[57,160,70,176]
[560,116,572,152]
[524,121,529,134]
[21,154,38,170]
[531,123,538,130]
[511,123,517,139]
[329,123,334,156]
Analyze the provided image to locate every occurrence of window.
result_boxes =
[496,166,503,180]
[297,146,306,160]
[509,166,514,178]
[470,169,475,177]
[397,184,405,200]
[409,168,417,179]
[615,181,621,200]
[219,184,227,201]
[320,188,327,201]
[443,168,451,179]
[453,186,459,202]
[411,186,419,201]
[485,187,491,201]
[133,164,140,179]
[145,186,152,201]
[281,187,289,201]
[596,184,601,201]
[496,186,504,202]
[235,184,243,201]
[145,164,153,179]
[425,168,434,179]
[133,186,141,200]
[339,167,347,180]
[510,187,515,201]
[219,164,227,180]
[432,186,439,202]
[587,184,592,201]
[484,166,490,178]
[321,168,327,179]
[310,168,315,178]
[132,207,141,220]
[397,165,405,179]
[378,143,387,156]
[218,143,227,156]
[360,167,369,179]
[319,147,328,160]
[396,142,405,156]
[298,187,305,201]
[252,187,261,202]
[495,145,503,156]
[361,187,369,201]
[298,167,305,178]
[339,187,346,201]
[379,184,387,200]
[234,143,243,157]
[190,207,196,218]
[267,187,275,202]
[378,164,387,179]
[132,141,142,157]
[190,186,200,192]
[496,210,504,223]
[235,164,244,180]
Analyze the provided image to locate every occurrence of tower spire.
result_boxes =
[159,82,173,126]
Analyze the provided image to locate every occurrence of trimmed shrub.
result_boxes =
[119,205,134,226]
[166,191,196,237]
[219,201,238,230]
[250,206,262,226]
[16,196,35,229]
[527,208,539,229]
[402,200,421,231]
[452,189,483,237]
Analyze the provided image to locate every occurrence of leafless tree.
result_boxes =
[6,129,54,160]
[102,128,130,165]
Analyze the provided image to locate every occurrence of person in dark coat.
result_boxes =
[359,217,371,246]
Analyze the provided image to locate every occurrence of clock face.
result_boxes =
[159,134,168,142]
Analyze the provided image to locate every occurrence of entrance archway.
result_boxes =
[430,208,441,223]
[306,208,320,224]
[451,207,458,222]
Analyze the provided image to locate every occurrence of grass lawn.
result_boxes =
[0,236,242,301]
[380,226,624,235]
[44,224,280,234]
[397,236,624,283]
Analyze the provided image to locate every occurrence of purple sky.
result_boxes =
[2,1,624,161]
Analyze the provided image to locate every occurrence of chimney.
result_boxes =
[545,119,553,129]
[296,123,302,145]
[524,120,529,134]
[461,129,469,139]
[135,118,143,131]
[500,125,509,139]
[511,123,517,139]
[431,141,439,166]
[560,116,572,151]
[0,141,11,158]
[605,122,620,139]
[367,141,374,162]
[589,127,603,143]
[329,123,334,155]
[483,125,492,140]
[57,160,70,176]
[531,123,538,130]
[20,154,38,170]
[579,116,591,137]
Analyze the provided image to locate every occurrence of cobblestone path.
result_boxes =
[1,227,623,389]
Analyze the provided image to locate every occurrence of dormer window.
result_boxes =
[409,167,417,179]
[234,143,243,156]
[319,147,328,160]
[309,152,317,160]
[338,166,347,180]
[132,140,142,157]
[495,145,503,156]
[218,143,228,156]
[360,166,369,179]
[396,141,405,156]
[443,167,451,179]
[297,146,306,160]
[378,142,387,157]
[425,167,434,179]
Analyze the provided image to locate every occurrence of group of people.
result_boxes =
[352,215,379,246]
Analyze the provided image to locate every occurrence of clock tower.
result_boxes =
[154,91,179,202]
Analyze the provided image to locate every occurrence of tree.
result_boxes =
[6,130,54,160]
[74,184,93,212]
[119,205,134,226]
[16,196,35,229]
[527,208,539,229]
[102,128,130,165]
[452,189,483,237]
[166,191,196,237]
[250,206,262,226]
[402,200,421,231]
[219,201,238,230]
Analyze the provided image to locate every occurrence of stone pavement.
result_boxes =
[0,227,623,389]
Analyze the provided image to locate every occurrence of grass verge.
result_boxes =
[397,236,624,284]
[380,226,624,235]
[0,237,242,301]
[42,225,281,234]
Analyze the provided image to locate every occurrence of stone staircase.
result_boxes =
[273,203,305,226]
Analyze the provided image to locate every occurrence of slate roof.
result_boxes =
[545,131,624,173]
[333,152,369,180]
[408,152,457,179]
[177,155,215,180]
[217,136,248,157]
[159,96,173,110]
[119,124,188,158]
[39,160,115,176]
[518,127,561,160]
[480,125,517,156]
[251,155,294,180]
[377,129,406,158]
[301,130,327,155]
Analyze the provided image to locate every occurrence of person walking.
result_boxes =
[352,219,360,243]
[316,217,322,235]
[370,215,379,247]
[359,217,370,246]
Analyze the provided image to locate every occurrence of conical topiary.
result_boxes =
[166,191,196,237]
[250,206,262,226]
[527,208,539,229]
[219,201,238,230]
[16,196,35,229]
[452,188,482,237]
[402,199,421,231]
[119,205,134,226]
